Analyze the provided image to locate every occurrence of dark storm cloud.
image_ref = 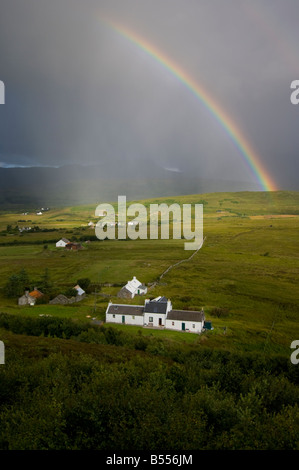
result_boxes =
[0,0,299,188]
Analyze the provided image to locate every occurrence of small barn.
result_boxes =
[49,294,70,305]
[18,288,44,306]
[143,296,172,327]
[65,242,83,251]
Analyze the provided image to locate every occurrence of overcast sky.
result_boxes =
[0,0,299,189]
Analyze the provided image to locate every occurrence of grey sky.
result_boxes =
[0,0,299,189]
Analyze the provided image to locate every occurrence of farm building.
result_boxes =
[65,242,83,251]
[18,291,36,306]
[49,285,85,305]
[49,294,71,305]
[117,276,147,299]
[106,296,206,334]
[105,304,145,327]
[56,238,70,248]
[49,293,85,304]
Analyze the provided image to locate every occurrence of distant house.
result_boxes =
[117,276,147,299]
[36,212,43,216]
[65,242,83,251]
[18,288,44,306]
[56,238,70,248]
[88,221,95,227]
[18,291,36,306]
[106,296,206,334]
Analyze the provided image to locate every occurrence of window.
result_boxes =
[172,322,174,326]
[193,324,195,328]
[132,315,135,320]
[149,316,153,323]
[113,314,115,318]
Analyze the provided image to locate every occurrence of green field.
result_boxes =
[1,191,299,450]
[0,190,298,354]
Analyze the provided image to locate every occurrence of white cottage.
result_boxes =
[56,238,70,248]
[105,296,206,334]
[166,310,205,334]
[143,296,172,327]
[117,276,147,299]
[106,303,144,326]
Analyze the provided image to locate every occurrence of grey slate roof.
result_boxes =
[144,300,168,314]
[107,304,144,316]
[167,310,205,322]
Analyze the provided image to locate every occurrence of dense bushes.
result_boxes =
[0,313,91,339]
[0,313,299,450]
[0,348,298,450]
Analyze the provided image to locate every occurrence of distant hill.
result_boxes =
[0,164,262,209]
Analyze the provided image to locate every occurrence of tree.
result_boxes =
[39,268,53,295]
[77,278,91,291]
[5,269,30,298]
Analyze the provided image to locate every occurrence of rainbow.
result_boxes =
[104,20,277,191]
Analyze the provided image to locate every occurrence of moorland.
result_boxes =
[0,190,298,450]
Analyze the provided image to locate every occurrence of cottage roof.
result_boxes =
[61,238,70,243]
[49,294,70,305]
[29,289,44,299]
[167,309,205,322]
[107,304,144,317]
[74,285,85,296]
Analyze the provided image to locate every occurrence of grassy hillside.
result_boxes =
[0,190,299,450]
